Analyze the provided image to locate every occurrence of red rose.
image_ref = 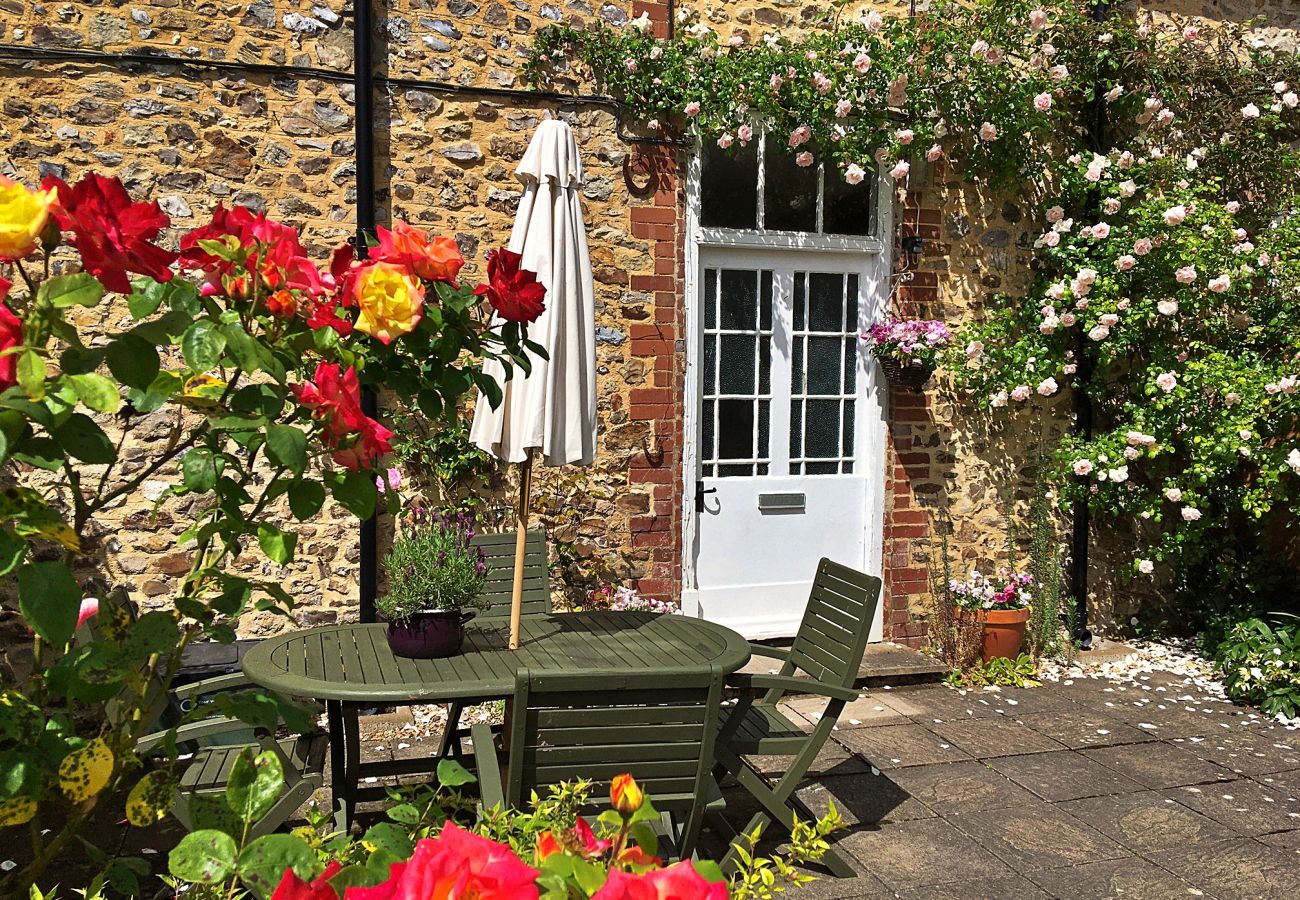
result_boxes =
[42,173,177,294]
[0,276,20,390]
[291,362,393,471]
[591,861,728,900]
[345,823,539,900]
[270,861,341,900]
[473,249,546,323]
[180,204,328,303]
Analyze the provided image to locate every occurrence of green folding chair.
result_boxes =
[470,666,726,861]
[713,558,882,877]
[437,527,552,759]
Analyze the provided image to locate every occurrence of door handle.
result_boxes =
[695,481,718,512]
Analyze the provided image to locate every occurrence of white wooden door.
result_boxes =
[684,247,886,639]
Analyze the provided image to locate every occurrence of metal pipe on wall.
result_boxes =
[354,0,378,624]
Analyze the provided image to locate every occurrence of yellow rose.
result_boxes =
[0,177,54,262]
[351,261,425,345]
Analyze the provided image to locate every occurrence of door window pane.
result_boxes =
[789,269,858,475]
[823,167,876,235]
[701,141,758,229]
[763,148,818,232]
[700,267,774,477]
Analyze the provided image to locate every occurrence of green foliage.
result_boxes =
[389,413,497,514]
[1214,616,1300,720]
[945,654,1043,689]
[0,185,534,896]
[529,0,1099,188]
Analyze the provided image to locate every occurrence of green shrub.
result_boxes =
[378,510,491,622]
[1214,616,1300,720]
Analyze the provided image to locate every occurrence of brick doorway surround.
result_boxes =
[620,1,937,647]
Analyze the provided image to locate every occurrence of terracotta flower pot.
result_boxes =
[974,606,1030,663]
[385,610,476,659]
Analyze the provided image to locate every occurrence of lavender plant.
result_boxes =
[379,511,491,622]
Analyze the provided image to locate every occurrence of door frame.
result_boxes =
[679,147,893,638]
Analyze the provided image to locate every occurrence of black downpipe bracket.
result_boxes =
[1071,1,1110,651]
[354,0,378,625]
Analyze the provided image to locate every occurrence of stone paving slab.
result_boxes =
[1143,838,1300,900]
[988,750,1147,802]
[1159,779,1300,836]
[896,874,1052,899]
[1169,730,1300,777]
[887,759,1041,815]
[944,802,1129,871]
[927,716,1070,758]
[796,771,935,827]
[835,818,1014,890]
[1079,740,1236,790]
[833,723,973,769]
[1025,856,1210,900]
[1014,709,1154,749]
[1057,790,1240,851]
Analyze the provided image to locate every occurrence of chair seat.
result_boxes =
[722,703,809,756]
[180,733,328,793]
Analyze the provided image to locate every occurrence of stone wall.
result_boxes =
[2,0,1296,644]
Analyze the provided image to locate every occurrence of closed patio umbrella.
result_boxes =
[470,116,597,649]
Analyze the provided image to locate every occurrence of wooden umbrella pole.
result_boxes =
[509,450,534,650]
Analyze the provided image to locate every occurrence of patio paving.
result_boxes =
[705,676,1300,899]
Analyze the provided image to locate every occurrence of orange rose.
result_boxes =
[375,220,465,283]
[610,773,644,816]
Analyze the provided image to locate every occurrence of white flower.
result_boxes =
[1286,449,1300,473]
[990,390,1008,408]
[1104,84,1124,102]
[1181,506,1202,522]
[1242,103,1261,119]
[1010,385,1032,401]
[1239,429,1252,441]
[1208,274,1231,293]
[1156,371,1178,392]
[1175,266,1197,284]
[1088,324,1110,341]
[1037,377,1058,396]
[844,163,866,185]
[1137,559,1154,575]
[979,122,998,141]
[1163,204,1187,225]
[862,10,883,31]
[629,12,653,33]
[889,160,911,180]
[1108,466,1129,483]
[1165,487,1182,501]
[1157,299,1178,316]
[1073,459,1094,476]
[687,22,711,39]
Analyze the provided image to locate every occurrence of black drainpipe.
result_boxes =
[355,0,378,624]
[1070,0,1109,651]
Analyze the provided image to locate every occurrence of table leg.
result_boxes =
[327,700,351,833]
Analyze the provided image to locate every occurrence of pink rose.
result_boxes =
[1029,8,1049,32]
[717,133,734,149]
[1157,299,1178,316]
[979,122,998,141]
[925,144,943,162]
[844,163,866,185]
[1060,313,1077,327]
[1156,371,1177,392]
[1162,205,1186,226]
[835,99,853,118]
[1037,377,1058,396]
[795,151,814,167]
[1208,274,1231,293]
[1034,92,1053,111]
[1225,200,1241,214]
[1133,237,1153,255]
[1242,103,1261,119]
[854,53,872,74]
[1091,222,1111,239]
[896,128,914,144]
[1175,266,1197,284]
[1010,385,1032,402]
[1040,231,1060,247]
[1045,205,1064,223]
[1073,459,1094,476]
[737,124,753,144]
[1116,255,1136,272]
[788,125,811,148]
[770,74,784,91]
[889,160,910,179]
[684,101,701,117]
[624,59,637,73]
[863,10,883,31]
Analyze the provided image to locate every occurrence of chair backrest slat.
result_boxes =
[787,558,883,689]
[472,528,551,620]
[505,667,723,818]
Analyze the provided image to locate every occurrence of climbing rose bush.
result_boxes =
[0,170,541,896]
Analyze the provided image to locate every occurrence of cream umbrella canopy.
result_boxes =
[470,117,597,649]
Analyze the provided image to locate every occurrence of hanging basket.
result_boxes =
[877,356,935,393]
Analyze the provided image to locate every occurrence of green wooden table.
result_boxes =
[241,612,751,827]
